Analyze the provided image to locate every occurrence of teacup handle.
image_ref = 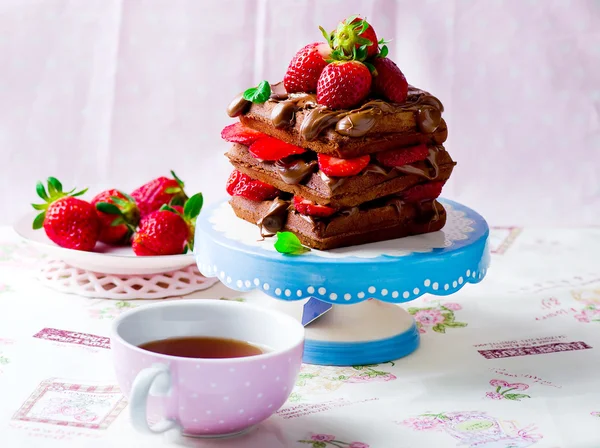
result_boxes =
[129,364,180,435]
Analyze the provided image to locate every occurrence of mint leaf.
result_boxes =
[243,80,271,104]
[274,232,310,255]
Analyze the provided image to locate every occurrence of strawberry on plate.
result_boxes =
[248,136,306,160]
[31,177,99,251]
[371,57,409,103]
[317,153,370,177]
[375,144,429,168]
[221,123,267,146]
[293,196,337,217]
[284,42,331,93]
[92,189,140,245]
[402,181,445,203]
[131,171,188,217]
[226,170,280,201]
[316,60,372,110]
[132,193,203,256]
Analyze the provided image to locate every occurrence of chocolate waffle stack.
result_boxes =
[221,17,455,251]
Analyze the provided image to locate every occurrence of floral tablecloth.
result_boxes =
[1,225,599,448]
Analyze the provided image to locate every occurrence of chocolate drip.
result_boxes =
[271,93,318,129]
[394,146,441,180]
[257,198,290,236]
[274,157,318,184]
[227,93,251,118]
[319,171,346,192]
[230,84,445,139]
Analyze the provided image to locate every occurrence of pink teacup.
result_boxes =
[111,299,304,438]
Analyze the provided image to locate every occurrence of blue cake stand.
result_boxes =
[194,198,490,366]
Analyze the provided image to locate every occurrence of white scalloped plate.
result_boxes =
[14,213,195,275]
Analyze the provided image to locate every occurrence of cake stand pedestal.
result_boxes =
[194,198,490,366]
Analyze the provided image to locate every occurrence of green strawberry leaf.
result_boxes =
[432,323,446,333]
[120,191,136,203]
[36,181,49,201]
[183,192,204,220]
[31,203,46,211]
[110,216,126,227]
[170,195,186,206]
[170,170,185,188]
[356,36,373,46]
[243,80,271,104]
[71,188,88,197]
[274,232,310,255]
[503,393,530,401]
[96,202,122,215]
[444,322,467,328]
[32,212,45,230]
[160,204,179,213]
[111,197,128,207]
[319,26,332,44]
[378,44,389,58]
[47,177,63,195]
[164,187,182,194]
[364,62,377,76]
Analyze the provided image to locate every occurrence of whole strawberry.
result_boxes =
[321,16,379,59]
[317,61,372,109]
[32,178,99,251]
[132,193,203,256]
[371,57,408,103]
[131,170,188,218]
[92,190,140,245]
[283,42,331,93]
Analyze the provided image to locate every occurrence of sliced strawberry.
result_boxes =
[221,123,266,146]
[317,153,370,177]
[402,181,445,203]
[248,137,306,161]
[375,144,429,168]
[226,170,280,201]
[293,196,337,217]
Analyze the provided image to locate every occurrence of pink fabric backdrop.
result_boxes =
[1,0,599,226]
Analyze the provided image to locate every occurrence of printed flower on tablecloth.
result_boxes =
[591,412,600,418]
[407,302,467,334]
[88,301,137,320]
[573,307,600,323]
[402,416,445,431]
[485,379,530,401]
[298,434,369,447]
[290,363,397,401]
[571,289,600,324]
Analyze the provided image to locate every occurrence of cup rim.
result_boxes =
[110,299,305,363]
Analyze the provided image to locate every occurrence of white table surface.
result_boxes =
[1,226,600,448]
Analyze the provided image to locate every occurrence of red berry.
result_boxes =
[328,17,379,59]
[44,197,100,251]
[293,196,337,217]
[317,153,370,177]
[132,209,190,256]
[402,181,445,203]
[31,178,99,251]
[284,42,331,93]
[317,61,372,110]
[226,170,280,201]
[350,18,379,58]
[221,122,266,146]
[371,57,408,103]
[375,144,429,168]
[91,189,140,245]
[131,171,188,217]
[248,136,306,161]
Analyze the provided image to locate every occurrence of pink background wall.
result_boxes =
[1,0,599,226]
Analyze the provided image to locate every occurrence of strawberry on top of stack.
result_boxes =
[31,171,203,256]
[222,16,456,251]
